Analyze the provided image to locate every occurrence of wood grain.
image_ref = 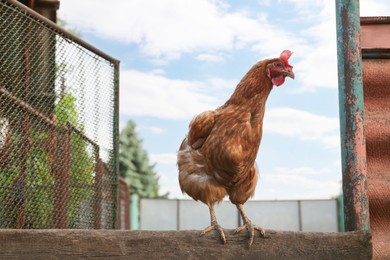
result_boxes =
[0,229,372,259]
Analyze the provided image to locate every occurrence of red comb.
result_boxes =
[280,50,293,69]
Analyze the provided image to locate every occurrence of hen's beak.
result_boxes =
[283,67,295,79]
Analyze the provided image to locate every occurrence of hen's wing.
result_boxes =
[187,111,215,150]
[178,110,227,205]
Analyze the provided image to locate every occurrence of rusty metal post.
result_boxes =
[15,115,32,229]
[52,124,70,228]
[335,0,370,231]
[94,157,103,229]
[117,177,130,230]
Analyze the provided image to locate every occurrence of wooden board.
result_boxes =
[0,229,372,259]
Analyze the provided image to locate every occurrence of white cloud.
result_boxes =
[138,125,166,135]
[273,166,331,176]
[264,107,340,148]
[258,0,272,6]
[321,134,340,149]
[119,69,243,120]
[58,0,304,61]
[150,153,177,165]
[120,70,219,119]
[360,0,390,16]
[149,126,165,134]
[196,54,226,63]
[258,173,341,200]
[150,69,166,76]
[284,0,390,92]
[58,0,233,58]
[278,1,338,92]
[256,164,341,200]
[208,77,237,90]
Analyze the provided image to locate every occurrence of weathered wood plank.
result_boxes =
[0,229,372,260]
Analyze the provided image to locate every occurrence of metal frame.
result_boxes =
[335,0,370,232]
[4,0,119,66]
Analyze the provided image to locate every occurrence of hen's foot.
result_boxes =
[233,221,266,248]
[200,223,227,244]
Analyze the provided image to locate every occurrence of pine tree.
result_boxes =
[119,121,168,198]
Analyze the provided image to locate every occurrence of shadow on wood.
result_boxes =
[0,229,371,259]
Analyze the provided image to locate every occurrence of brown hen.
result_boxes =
[177,50,295,247]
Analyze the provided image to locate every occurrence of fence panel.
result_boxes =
[140,199,177,230]
[140,199,340,232]
[0,0,119,229]
[300,200,339,232]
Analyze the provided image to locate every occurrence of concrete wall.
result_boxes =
[140,199,340,232]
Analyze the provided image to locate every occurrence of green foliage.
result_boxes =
[119,121,168,198]
[0,90,95,228]
[54,91,95,227]
[54,93,78,126]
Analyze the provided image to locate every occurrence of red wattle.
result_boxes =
[272,75,285,86]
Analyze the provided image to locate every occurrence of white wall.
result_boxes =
[140,199,339,232]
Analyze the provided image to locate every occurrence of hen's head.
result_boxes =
[266,50,295,86]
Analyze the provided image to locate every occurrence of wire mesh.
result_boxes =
[0,0,119,229]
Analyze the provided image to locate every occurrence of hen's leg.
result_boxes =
[234,204,266,247]
[200,204,227,244]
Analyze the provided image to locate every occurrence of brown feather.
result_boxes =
[188,111,215,149]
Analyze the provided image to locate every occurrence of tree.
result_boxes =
[54,90,95,227]
[0,86,95,228]
[119,121,167,198]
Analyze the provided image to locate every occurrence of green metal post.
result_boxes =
[335,0,370,231]
[338,195,345,232]
[130,194,139,230]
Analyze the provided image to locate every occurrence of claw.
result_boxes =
[234,222,265,248]
[201,204,227,244]
[235,204,267,248]
[200,223,227,244]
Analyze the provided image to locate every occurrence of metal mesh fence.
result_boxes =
[0,0,119,229]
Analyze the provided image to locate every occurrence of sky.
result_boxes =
[58,0,390,200]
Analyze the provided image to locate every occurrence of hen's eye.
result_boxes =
[275,62,282,67]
